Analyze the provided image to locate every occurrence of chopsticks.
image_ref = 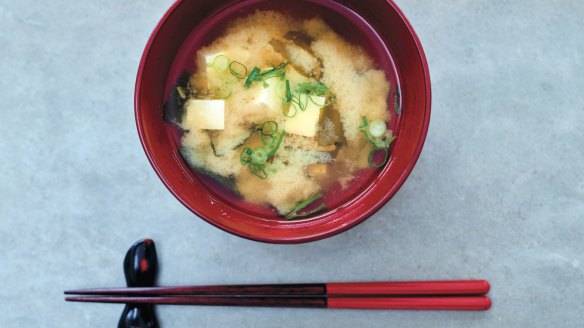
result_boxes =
[65,280,491,311]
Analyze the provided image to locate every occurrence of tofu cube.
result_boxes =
[254,78,284,112]
[205,52,227,89]
[284,96,325,137]
[183,100,225,130]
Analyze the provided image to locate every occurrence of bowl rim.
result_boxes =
[135,0,431,244]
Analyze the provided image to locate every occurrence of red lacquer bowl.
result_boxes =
[135,0,431,243]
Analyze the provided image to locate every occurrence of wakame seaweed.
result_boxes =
[179,146,238,193]
[163,71,191,124]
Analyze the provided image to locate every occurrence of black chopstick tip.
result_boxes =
[65,296,97,302]
[65,296,99,303]
[64,289,89,295]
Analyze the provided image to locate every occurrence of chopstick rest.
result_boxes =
[118,239,159,328]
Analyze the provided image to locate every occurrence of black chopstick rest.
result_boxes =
[119,305,159,328]
[123,239,158,287]
[118,239,159,328]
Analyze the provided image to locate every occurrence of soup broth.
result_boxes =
[164,1,400,220]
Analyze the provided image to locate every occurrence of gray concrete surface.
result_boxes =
[1,0,583,327]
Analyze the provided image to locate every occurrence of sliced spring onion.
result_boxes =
[282,102,298,118]
[369,119,387,138]
[242,63,287,89]
[251,148,268,165]
[260,62,288,80]
[176,86,187,99]
[240,147,253,165]
[359,116,369,129]
[240,122,287,179]
[294,93,309,111]
[260,121,278,145]
[368,148,390,168]
[295,82,329,95]
[379,130,395,148]
[245,67,261,88]
[285,193,326,220]
[261,132,274,146]
[267,130,286,158]
[295,82,335,107]
[359,116,395,168]
[212,55,230,72]
[229,61,248,79]
[249,163,267,179]
[358,116,376,145]
[308,95,327,107]
[261,121,278,136]
[285,80,292,103]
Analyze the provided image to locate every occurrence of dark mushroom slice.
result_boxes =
[283,31,314,52]
[318,108,345,148]
[269,38,322,80]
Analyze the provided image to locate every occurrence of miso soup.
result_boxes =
[164,9,399,220]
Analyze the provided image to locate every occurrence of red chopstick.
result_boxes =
[65,280,490,297]
[327,296,491,311]
[65,295,491,311]
[65,280,491,311]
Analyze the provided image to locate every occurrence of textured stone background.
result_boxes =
[1,0,583,327]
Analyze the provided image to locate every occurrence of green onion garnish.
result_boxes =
[229,61,248,79]
[368,148,390,168]
[242,63,288,89]
[240,147,253,165]
[285,80,292,103]
[282,103,298,118]
[295,82,335,107]
[260,121,278,145]
[251,148,268,165]
[368,119,387,138]
[260,62,288,80]
[379,130,395,149]
[266,130,286,158]
[261,121,278,136]
[358,116,376,145]
[240,121,287,179]
[212,55,230,72]
[245,67,261,88]
[292,93,309,111]
[176,86,187,99]
[295,82,330,95]
[285,193,326,220]
[249,163,268,179]
[359,116,395,168]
